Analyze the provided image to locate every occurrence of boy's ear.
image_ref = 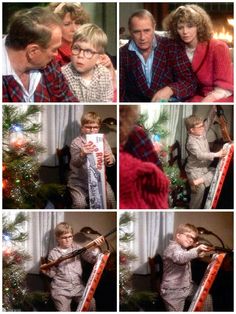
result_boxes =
[176,233,181,241]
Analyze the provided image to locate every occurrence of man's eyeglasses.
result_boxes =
[60,235,73,240]
[71,45,99,59]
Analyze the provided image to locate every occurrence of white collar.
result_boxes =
[3,36,42,102]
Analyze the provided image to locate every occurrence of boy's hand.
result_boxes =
[104,152,114,165]
[81,141,97,156]
[197,244,212,254]
[94,236,105,247]
[215,148,227,158]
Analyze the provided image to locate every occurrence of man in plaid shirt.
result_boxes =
[120,9,197,102]
[2,7,78,103]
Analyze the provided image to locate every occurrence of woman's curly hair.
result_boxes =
[163,4,213,42]
[120,105,139,145]
[48,2,90,25]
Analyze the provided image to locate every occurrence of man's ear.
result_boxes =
[26,44,41,58]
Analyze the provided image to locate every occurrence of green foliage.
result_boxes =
[138,109,169,138]
[3,212,28,243]
[3,105,42,137]
[3,213,30,311]
[3,105,44,209]
[119,213,156,311]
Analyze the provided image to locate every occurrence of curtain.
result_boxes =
[126,212,174,274]
[178,105,193,159]
[25,211,64,274]
[39,105,83,166]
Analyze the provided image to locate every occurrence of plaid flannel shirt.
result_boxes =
[124,125,163,170]
[120,35,197,102]
[2,60,79,103]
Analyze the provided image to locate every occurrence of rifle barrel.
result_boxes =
[40,228,116,271]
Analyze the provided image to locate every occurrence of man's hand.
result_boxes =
[151,86,174,102]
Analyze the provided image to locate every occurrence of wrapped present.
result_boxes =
[86,133,107,209]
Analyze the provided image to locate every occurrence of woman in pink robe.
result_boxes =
[164,4,233,102]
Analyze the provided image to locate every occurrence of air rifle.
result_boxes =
[40,228,116,271]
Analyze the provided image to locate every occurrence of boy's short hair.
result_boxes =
[185,115,203,131]
[55,222,73,238]
[175,223,198,237]
[81,112,102,126]
[72,23,107,53]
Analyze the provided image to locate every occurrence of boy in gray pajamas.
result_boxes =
[41,222,104,311]
[184,106,226,209]
[160,223,212,311]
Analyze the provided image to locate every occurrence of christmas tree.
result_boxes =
[3,105,44,209]
[3,212,30,310]
[3,212,49,311]
[138,109,188,208]
[119,212,156,311]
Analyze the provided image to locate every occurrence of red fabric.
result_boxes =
[3,60,78,102]
[190,39,233,102]
[55,42,72,67]
[120,35,197,102]
[120,150,170,209]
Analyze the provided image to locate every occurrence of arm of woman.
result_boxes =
[202,41,233,102]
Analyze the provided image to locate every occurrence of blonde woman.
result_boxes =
[49,2,90,66]
[163,4,233,102]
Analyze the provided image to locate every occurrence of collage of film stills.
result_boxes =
[2,1,234,313]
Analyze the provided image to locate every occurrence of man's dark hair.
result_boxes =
[5,7,61,50]
[128,9,156,31]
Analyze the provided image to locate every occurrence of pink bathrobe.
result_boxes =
[190,39,233,102]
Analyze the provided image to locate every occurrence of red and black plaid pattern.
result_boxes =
[120,35,197,102]
[3,60,79,103]
[124,125,163,170]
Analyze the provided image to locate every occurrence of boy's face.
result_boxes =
[71,40,100,76]
[57,232,73,249]
[176,230,197,248]
[81,123,100,135]
[190,122,204,136]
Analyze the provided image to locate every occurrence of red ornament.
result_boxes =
[26,146,36,155]
[3,247,12,257]
[2,179,8,190]
[120,254,127,264]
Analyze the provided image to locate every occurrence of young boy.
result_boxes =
[68,112,116,209]
[62,23,114,102]
[185,106,226,209]
[160,223,212,311]
[42,222,104,311]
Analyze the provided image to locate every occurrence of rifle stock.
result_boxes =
[40,228,116,271]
